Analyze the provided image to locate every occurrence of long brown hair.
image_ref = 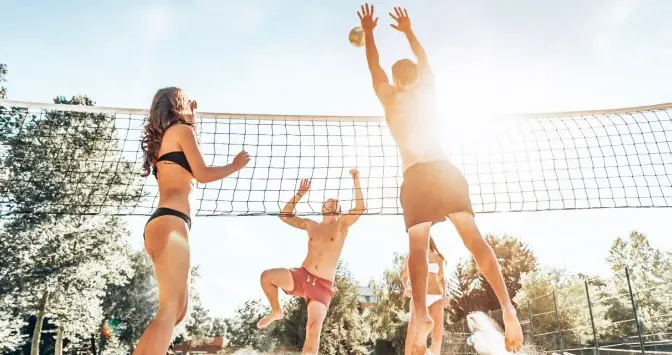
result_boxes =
[429,236,445,262]
[141,87,196,177]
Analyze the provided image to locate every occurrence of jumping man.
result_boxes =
[257,169,365,355]
[358,4,523,354]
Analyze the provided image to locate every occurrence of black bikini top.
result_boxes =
[152,151,193,178]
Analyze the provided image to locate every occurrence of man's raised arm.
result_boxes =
[390,7,432,76]
[279,179,314,230]
[358,3,390,89]
[342,169,366,227]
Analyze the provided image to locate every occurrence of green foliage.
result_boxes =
[274,296,308,351]
[209,317,228,337]
[1,95,141,229]
[0,94,141,353]
[226,299,277,352]
[448,234,537,322]
[100,252,158,353]
[599,231,672,340]
[363,253,409,355]
[318,262,369,355]
[185,292,213,339]
[0,63,6,98]
[513,268,591,350]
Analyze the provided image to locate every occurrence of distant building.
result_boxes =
[358,286,377,309]
[169,337,226,354]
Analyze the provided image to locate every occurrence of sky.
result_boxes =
[1,0,672,318]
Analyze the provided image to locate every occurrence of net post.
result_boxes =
[552,290,564,353]
[625,267,645,354]
[91,333,98,355]
[585,279,599,355]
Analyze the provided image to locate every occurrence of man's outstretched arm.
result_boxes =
[342,169,366,227]
[358,3,390,89]
[390,7,432,76]
[279,179,314,230]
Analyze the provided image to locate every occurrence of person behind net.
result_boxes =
[135,87,250,355]
[257,169,365,355]
[401,236,447,355]
[357,4,523,354]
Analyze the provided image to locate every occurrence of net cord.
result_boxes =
[2,99,671,121]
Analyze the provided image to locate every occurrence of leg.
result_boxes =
[407,222,433,355]
[449,211,523,352]
[302,301,328,355]
[404,303,416,355]
[133,217,190,355]
[257,268,295,329]
[428,299,444,354]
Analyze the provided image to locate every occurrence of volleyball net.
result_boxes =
[0,99,670,216]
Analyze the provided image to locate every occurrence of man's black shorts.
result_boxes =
[400,160,474,231]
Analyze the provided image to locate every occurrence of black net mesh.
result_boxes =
[1,100,670,216]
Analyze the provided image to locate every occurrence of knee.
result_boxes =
[260,270,273,284]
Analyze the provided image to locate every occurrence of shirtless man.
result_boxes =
[257,169,365,355]
[358,4,523,354]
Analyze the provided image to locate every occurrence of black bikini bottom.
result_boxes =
[143,207,192,239]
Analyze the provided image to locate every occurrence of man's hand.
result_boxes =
[357,3,378,32]
[297,179,311,197]
[389,7,411,33]
[232,150,251,169]
[349,168,360,181]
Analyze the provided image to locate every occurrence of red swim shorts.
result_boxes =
[284,267,336,307]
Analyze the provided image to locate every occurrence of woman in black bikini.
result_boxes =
[134,87,250,355]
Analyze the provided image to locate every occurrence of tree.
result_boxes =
[363,253,409,355]
[208,317,228,338]
[100,252,158,353]
[446,260,472,323]
[0,63,6,98]
[184,293,213,340]
[0,95,141,354]
[601,231,672,339]
[226,299,277,352]
[269,295,308,353]
[513,268,592,351]
[314,262,369,355]
[0,294,26,353]
[448,234,537,322]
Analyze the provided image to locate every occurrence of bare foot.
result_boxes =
[503,310,523,352]
[411,314,433,355]
[257,311,284,329]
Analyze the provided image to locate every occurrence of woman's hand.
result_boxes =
[232,150,251,170]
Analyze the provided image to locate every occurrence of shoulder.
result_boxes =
[165,123,196,141]
[375,82,396,105]
[303,218,319,229]
[166,123,195,134]
[336,217,352,230]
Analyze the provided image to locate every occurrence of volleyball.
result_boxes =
[349,26,365,47]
